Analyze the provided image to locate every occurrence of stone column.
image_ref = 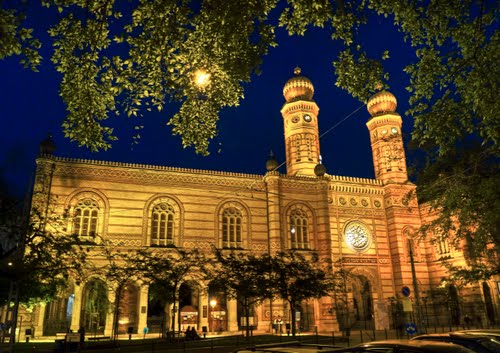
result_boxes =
[34,303,46,338]
[104,291,115,336]
[227,299,238,332]
[70,286,83,332]
[198,291,209,334]
[137,285,149,335]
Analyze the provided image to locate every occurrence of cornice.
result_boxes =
[45,156,266,189]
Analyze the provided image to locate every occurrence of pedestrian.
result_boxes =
[190,327,200,340]
[78,326,85,348]
[464,315,471,329]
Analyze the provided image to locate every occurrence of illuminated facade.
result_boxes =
[22,69,498,338]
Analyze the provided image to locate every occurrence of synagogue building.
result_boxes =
[16,68,499,338]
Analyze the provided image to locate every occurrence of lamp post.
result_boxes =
[209,299,217,334]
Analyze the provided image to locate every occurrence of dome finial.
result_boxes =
[283,68,314,102]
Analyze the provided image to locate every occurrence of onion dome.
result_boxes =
[283,67,314,102]
[39,135,56,155]
[314,163,326,177]
[367,90,397,117]
[266,150,279,172]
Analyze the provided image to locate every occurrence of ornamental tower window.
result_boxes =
[290,209,309,249]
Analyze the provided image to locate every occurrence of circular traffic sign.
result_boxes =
[402,286,411,297]
[405,323,417,335]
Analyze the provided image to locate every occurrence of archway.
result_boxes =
[116,283,139,334]
[351,275,374,330]
[208,281,227,332]
[179,281,200,331]
[236,291,257,331]
[81,279,108,335]
[482,282,496,326]
[43,286,74,335]
[295,301,314,332]
[147,282,169,334]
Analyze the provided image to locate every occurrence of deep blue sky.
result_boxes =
[0,7,415,199]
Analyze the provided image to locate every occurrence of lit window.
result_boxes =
[151,203,175,246]
[290,209,309,249]
[436,238,451,255]
[222,208,242,248]
[73,198,99,240]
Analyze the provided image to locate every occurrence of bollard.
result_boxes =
[332,331,335,345]
[360,330,363,343]
[384,328,388,340]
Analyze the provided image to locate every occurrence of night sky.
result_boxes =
[0,7,416,199]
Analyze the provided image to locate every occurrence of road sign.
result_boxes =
[405,323,417,335]
[402,298,413,312]
[402,286,411,297]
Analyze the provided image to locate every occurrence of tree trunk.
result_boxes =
[244,298,250,338]
[112,286,123,341]
[290,301,296,336]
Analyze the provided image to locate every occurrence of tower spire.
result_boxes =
[280,69,321,176]
[366,89,408,183]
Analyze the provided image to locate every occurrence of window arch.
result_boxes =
[66,189,109,242]
[151,203,175,246]
[144,195,183,247]
[289,207,310,250]
[73,198,99,240]
[222,207,242,248]
[216,201,249,249]
[403,226,421,262]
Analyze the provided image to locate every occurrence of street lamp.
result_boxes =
[194,69,211,88]
[209,299,217,334]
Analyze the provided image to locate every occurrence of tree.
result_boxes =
[212,249,273,338]
[2,1,498,279]
[326,261,353,333]
[268,251,328,336]
[93,244,140,341]
[129,248,206,334]
[0,203,89,344]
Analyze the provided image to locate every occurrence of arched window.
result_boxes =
[436,237,451,256]
[222,207,242,248]
[290,208,309,249]
[151,203,175,246]
[73,198,99,240]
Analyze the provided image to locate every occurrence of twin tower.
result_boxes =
[279,68,408,184]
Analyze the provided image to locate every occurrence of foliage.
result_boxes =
[326,262,354,331]
[93,244,141,340]
[268,251,328,336]
[128,248,206,331]
[212,249,273,337]
[1,0,498,281]
[0,204,89,307]
[416,143,500,282]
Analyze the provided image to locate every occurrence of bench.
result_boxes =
[55,333,67,339]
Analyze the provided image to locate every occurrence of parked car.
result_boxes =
[328,340,476,352]
[455,330,500,341]
[412,332,500,353]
